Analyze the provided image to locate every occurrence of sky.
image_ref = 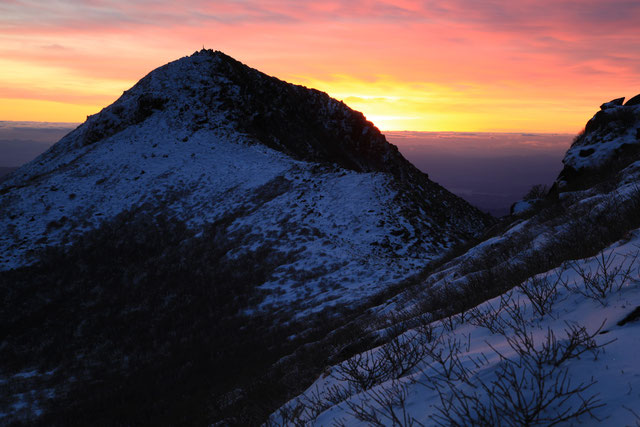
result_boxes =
[1,0,639,132]
[386,131,570,215]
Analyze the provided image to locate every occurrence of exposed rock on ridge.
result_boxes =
[557,94,640,189]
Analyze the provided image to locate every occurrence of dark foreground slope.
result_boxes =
[0,51,491,424]
[2,211,369,424]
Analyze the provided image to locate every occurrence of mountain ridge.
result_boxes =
[271,96,640,426]
[0,49,490,275]
[24,50,424,180]
[0,50,493,424]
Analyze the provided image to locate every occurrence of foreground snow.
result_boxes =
[275,232,640,425]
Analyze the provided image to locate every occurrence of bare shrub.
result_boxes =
[423,337,470,384]
[441,312,465,332]
[492,320,610,368]
[432,379,498,426]
[345,381,424,427]
[380,333,430,380]
[333,351,389,392]
[414,318,439,343]
[467,292,513,335]
[518,272,564,316]
[498,295,530,336]
[481,362,600,426]
[623,405,640,426]
[267,402,306,427]
[538,321,612,366]
[432,294,610,427]
[524,184,549,201]
[270,326,438,425]
[299,385,340,421]
[333,327,435,397]
[566,250,638,304]
[432,348,605,426]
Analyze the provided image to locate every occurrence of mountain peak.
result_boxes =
[63,49,415,180]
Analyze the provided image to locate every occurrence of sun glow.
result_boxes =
[287,74,597,132]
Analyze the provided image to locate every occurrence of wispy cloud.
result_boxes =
[1,0,639,130]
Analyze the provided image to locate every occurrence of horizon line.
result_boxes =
[0,120,577,135]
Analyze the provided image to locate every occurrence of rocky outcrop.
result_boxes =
[625,93,640,107]
[600,97,625,110]
[556,95,640,189]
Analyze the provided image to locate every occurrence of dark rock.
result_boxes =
[81,94,167,146]
[134,94,167,123]
[547,182,559,201]
[207,51,410,178]
[585,110,608,133]
[625,94,640,107]
[557,164,578,184]
[618,306,640,326]
[600,97,625,110]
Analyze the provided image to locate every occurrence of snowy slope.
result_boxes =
[272,180,640,426]
[274,235,640,425]
[0,50,490,313]
[271,98,640,425]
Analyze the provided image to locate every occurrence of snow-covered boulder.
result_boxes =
[600,96,625,110]
[510,199,536,215]
[557,96,640,188]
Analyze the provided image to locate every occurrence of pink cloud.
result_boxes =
[1,0,639,130]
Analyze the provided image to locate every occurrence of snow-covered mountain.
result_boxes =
[0,49,490,312]
[271,97,640,425]
[0,50,491,424]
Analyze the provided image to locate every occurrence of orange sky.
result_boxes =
[1,0,639,132]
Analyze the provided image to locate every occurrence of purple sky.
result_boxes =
[387,131,572,215]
